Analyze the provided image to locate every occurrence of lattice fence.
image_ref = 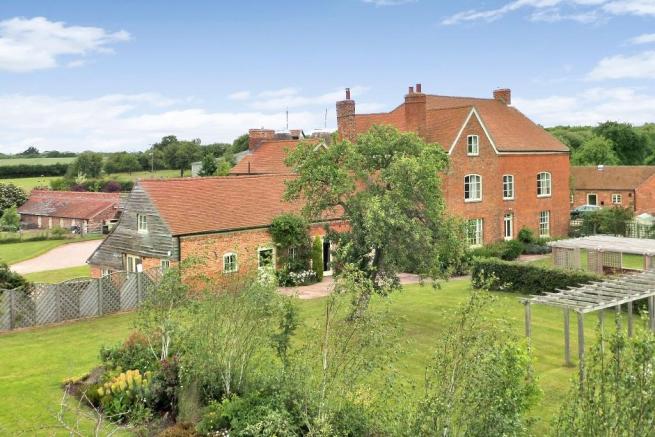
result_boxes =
[0,267,163,332]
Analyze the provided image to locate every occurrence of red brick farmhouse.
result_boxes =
[337,85,570,244]
[18,190,121,234]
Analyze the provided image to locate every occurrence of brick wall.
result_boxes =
[442,115,569,243]
[179,223,345,283]
[636,174,655,214]
[572,190,635,210]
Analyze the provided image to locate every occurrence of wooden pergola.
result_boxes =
[549,235,655,273]
[522,270,655,380]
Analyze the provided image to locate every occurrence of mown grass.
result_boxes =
[24,265,91,283]
[530,250,645,270]
[0,236,103,265]
[0,280,640,434]
[0,157,76,166]
[1,169,182,191]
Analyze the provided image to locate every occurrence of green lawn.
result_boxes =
[24,265,91,283]
[1,169,183,192]
[0,157,76,166]
[530,250,645,270]
[0,236,103,265]
[0,280,638,434]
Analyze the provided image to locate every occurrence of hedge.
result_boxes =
[0,163,69,178]
[471,257,599,295]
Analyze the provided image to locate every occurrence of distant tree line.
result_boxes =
[547,122,655,166]
[0,146,77,160]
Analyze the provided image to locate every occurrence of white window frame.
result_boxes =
[257,247,275,269]
[161,259,170,270]
[587,193,598,206]
[612,193,622,205]
[466,218,484,246]
[503,175,514,200]
[539,211,550,237]
[503,213,513,241]
[464,174,482,202]
[126,254,142,273]
[467,135,479,156]
[537,172,552,198]
[137,214,148,233]
[101,268,110,277]
[223,252,238,273]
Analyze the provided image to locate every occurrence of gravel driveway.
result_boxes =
[10,239,103,274]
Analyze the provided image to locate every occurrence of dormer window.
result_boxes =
[467,135,479,156]
[137,214,148,233]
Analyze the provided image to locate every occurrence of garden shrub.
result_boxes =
[518,227,536,244]
[0,162,68,178]
[471,257,599,294]
[96,369,153,423]
[0,262,28,290]
[100,332,161,372]
[471,239,523,261]
[49,226,67,238]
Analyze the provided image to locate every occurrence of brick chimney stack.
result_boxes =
[404,83,426,137]
[336,88,356,141]
[493,88,511,105]
[248,128,276,151]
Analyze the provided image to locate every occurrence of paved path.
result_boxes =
[10,240,103,274]
[280,273,463,300]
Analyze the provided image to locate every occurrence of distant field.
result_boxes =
[0,169,182,191]
[0,157,75,166]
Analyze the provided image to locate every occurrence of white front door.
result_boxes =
[503,213,513,241]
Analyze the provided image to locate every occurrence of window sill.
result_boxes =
[537,194,551,198]
[464,199,482,203]
[467,153,480,157]
[503,197,515,201]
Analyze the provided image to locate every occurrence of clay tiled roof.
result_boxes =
[17,190,120,220]
[139,175,340,236]
[352,94,568,153]
[230,140,302,175]
[428,96,567,153]
[572,166,655,190]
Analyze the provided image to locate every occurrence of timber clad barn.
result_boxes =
[337,85,570,244]
[18,190,121,233]
[87,175,344,279]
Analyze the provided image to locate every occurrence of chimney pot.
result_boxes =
[416,83,422,93]
[345,87,351,100]
[408,86,414,94]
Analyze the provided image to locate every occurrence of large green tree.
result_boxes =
[594,121,649,165]
[0,183,27,215]
[284,125,467,298]
[571,135,620,166]
[104,152,142,174]
[67,151,103,178]
[163,140,202,176]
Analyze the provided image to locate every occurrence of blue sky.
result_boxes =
[0,0,654,152]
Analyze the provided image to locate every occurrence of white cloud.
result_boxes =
[587,50,655,79]
[0,92,342,153]
[0,16,129,72]
[228,90,251,100]
[441,0,654,25]
[231,86,370,111]
[603,0,655,16]
[630,33,655,44]
[514,86,655,125]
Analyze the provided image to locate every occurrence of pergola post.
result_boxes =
[598,309,605,354]
[577,312,585,383]
[524,302,532,338]
[574,247,581,270]
[564,309,572,366]
[649,297,655,332]
[628,301,634,337]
